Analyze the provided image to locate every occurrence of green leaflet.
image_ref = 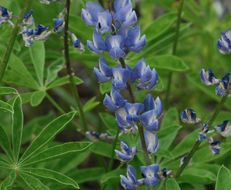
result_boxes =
[19,112,76,163]
[0,100,13,113]
[30,91,46,107]
[0,171,16,190]
[20,173,50,190]
[0,125,13,160]
[215,166,231,190]
[29,41,45,86]
[23,142,92,166]
[12,95,23,161]
[22,168,79,189]
[47,76,83,89]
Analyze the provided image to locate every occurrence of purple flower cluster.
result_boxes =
[82,0,164,189]
[82,1,146,59]
[200,69,230,97]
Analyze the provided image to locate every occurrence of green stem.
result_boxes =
[107,129,120,171]
[46,93,65,114]
[175,94,228,178]
[64,0,87,132]
[0,0,30,81]
[165,0,185,104]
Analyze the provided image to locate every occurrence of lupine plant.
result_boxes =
[0,0,230,190]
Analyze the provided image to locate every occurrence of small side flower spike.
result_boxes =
[0,6,13,26]
[115,141,137,162]
[180,108,201,124]
[198,123,209,142]
[34,24,51,41]
[217,29,231,54]
[23,10,34,26]
[200,68,219,86]
[216,120,231,137]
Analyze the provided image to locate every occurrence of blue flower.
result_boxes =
[133,59,158,90]
[180,108,200,124]
[112,67,130,90]
[106,35,126,59]
[140,164,159,187]
[120,165,141,190]
[125,26,146,52]
[70,33,84,51]
[143,94,163,116]
[125,103,144,123]
[21,28,34,47]
[23,10,34,26]
[0,6,12,25]
[103,89,126,112]
[115,141,137,162]
[94,58,112,83]
[208,138,221,155]
[140,110,160,131]
[113,0,137,29]
[87,31,107,54]
[53,13,65,33]
[215,73,230,96]
[198,123,209,142]
[81,2,104,26]
[200,69,219,86]
[216,120,231,137]
[34,24,51,41]
[115,108,137,133]
[144,130,159,154]
[96,11,112,34]
[217,29,231,54]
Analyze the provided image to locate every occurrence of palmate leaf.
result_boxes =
[215,166,231,190]
[20,173,50,190]
[19,111,76,163]
[12,95,23,161]
[22,142,92,166]
[166,178,181,190]
[22,168,79,189]
[29,41,45,86]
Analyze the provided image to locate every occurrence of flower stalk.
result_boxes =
[64,0,87,132]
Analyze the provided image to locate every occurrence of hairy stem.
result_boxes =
[0,0,30,81]
[165,0,185,104]
[175,94,228,178]
[64,0,87,132]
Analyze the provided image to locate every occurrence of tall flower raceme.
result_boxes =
[82,1,169,189]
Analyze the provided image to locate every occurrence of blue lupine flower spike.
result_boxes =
[34,24,51,41]
[216,120,231,137]
[215,73,230,96]
[208,138,221,155]
[115,141,137,162]
[120,165,141,190]
[70,32,84,51]
[0,6,13,26]
[140,164,159,188]
[180,108,201,124]
[217,29,231,54]
[200,68,219,86]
